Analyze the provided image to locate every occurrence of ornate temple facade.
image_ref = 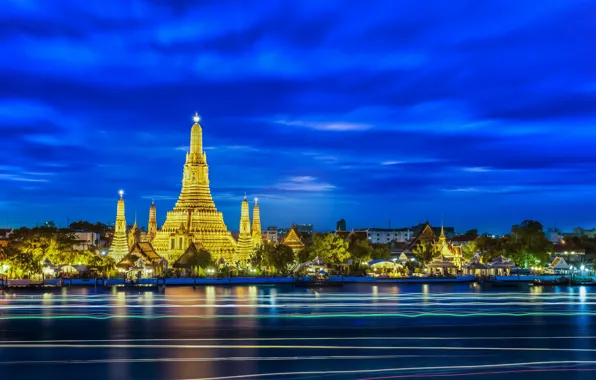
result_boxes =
[251,198,262,248]
[236,195,253,261]
[151,114,237,263]
[108,191,129,262]
[410,221,463,270]
[281,225,304,252]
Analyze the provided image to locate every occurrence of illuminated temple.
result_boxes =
[108,191,129,262]
[236,195,253,260]
[151,113,237,262]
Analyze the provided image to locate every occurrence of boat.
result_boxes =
[532,277,570,286]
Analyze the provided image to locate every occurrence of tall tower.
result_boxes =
[236,194,253,260]
[109,190,129,262]
[251,198,262,248]
[147,200,157,242]
[151,113,237,263]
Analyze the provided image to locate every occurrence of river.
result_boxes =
[0,283,595,379]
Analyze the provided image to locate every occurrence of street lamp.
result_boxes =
[581,265,585,271]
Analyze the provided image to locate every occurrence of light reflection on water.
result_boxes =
[1,284,595,379]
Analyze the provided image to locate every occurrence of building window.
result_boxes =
[179,237,183,249]
[170,239,175,250]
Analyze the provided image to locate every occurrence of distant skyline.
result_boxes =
[1,0,596,233]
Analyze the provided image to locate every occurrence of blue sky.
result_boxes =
[1,0,595,233]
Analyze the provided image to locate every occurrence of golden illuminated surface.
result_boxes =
[281,225,304,252]
[152,116,237,263]
[108,192,129,262]
[236,196,252,261]
[251,198,262,248]
[146,200,157,242]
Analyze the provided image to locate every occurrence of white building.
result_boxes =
[72,232,100,251]
[263,226,278,244]
[364,228,413,244]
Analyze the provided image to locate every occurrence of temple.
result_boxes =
[146,200,157,242]
[281,224,304,252]
[411,221,463,272]
[236,195,253,260]
[151,113,237,263]
[251,198,262,248]
[108,191,129,262]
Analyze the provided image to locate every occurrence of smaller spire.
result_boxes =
[193,112,200,124]
[133,212,138,228]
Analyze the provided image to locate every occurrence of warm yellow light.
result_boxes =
[193,112,200,123]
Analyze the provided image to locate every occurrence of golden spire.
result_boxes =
[147,200,157,242]
[128,212,140,248]
[236,194,252,260]
[109,190,129,262]
[151,113,238,263]
[251,197,262,248]
[190,112,203,155]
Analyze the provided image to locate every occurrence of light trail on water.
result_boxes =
[179,361,596,380]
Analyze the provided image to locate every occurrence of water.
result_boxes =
[1,283,595,379]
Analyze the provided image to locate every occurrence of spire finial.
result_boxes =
[193,112,200,123]
[119,190,124,199]
[254,197,258,204]
[244,192,247,200]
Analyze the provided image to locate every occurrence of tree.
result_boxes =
[8,227,78,264]
[297,242,314,264]
[349,239,373,268]
[310,233,350,266]
[509,220,552,267]
[268,245,295,276]
[371,245,391,260]
[186,249,213,275]
[476,235,501,264]
[7,250,41,278]
[461,240,478,261]
[413,241,434,267]
[249,244,267,269]
[88,255,116,277]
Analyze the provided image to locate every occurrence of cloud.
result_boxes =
[275,176,335,192]
[274,119,372,131]
[2,0,596,231]
[461,167,492,173]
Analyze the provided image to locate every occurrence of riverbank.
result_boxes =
[3,274,591,288]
